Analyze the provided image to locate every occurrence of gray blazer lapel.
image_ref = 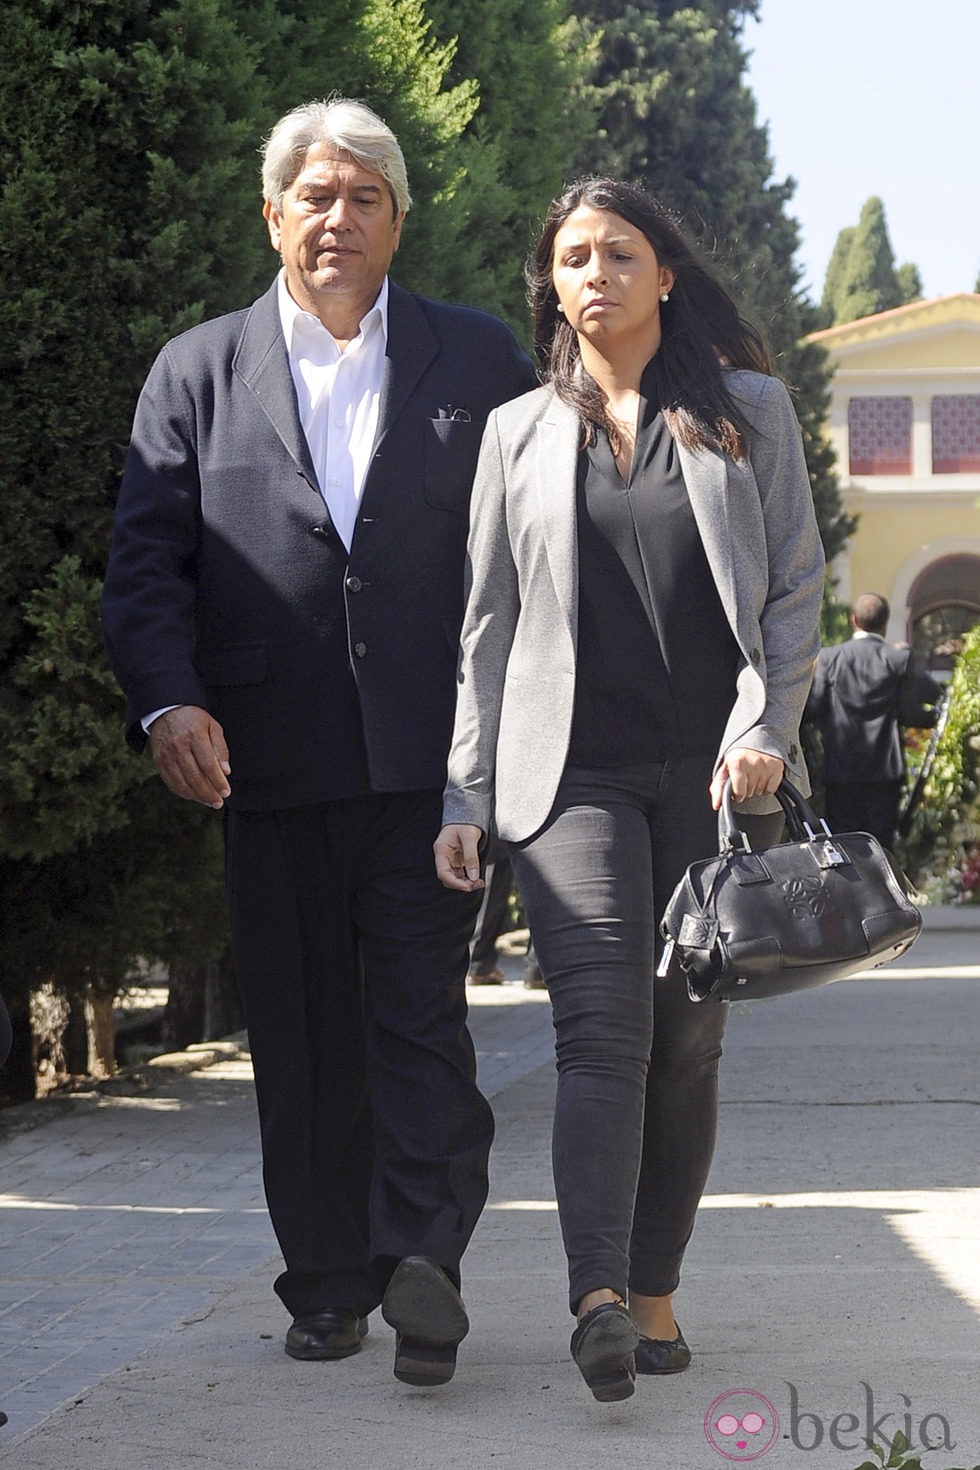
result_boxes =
[534,396,580,643]
[233,282,321,494]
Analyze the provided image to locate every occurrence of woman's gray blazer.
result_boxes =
[443,369,826,842]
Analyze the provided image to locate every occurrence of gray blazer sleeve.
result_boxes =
[442,410,519,834]
[715,373,825,784]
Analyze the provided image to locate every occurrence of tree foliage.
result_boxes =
[423,0,595,335]
[822,195,922,325]
[0,0,489,1092]
[898,626,980,892]
[572,0,855,563]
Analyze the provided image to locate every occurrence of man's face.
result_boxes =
[264,142,404,329]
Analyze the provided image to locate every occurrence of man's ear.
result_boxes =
[263,199,282,253]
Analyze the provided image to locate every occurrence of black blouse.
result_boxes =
[566,369,740,768]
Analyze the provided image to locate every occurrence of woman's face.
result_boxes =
[551,205,675,352]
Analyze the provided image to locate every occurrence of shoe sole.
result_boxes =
[572,1311,639,1403]
[382,1258,469,1386]
[284,1337,363,1361]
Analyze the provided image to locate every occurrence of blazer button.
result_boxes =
[311,524,330,541]
[789,743,799,762]
[353,641,368,658]
[345,575,362,593]
[750,647,762,666]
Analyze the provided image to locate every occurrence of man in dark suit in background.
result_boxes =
[805,592,943,847]
[101,97,535,1386]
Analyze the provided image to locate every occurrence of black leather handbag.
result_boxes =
[658,779,922,1002]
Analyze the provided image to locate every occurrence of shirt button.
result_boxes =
[353,642,368,658]
[345,576,362,593]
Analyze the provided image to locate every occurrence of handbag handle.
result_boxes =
[719,776,831,853]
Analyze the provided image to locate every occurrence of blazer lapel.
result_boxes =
[373,282,438,452]
[233,281,321,496]
[534,395,580,645]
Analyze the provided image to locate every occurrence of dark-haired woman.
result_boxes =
[434,179,824,1402]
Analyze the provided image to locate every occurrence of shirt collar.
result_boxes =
[276,269,389,355]
[852,630,883,641]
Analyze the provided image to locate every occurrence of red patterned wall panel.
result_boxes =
[932,395,980,473]
[848,396,912,475]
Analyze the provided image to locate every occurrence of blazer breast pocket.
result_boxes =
[423,417,483,512]
[195,641,267,687]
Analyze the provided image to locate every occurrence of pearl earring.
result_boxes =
[556,303,565,314]
[660,292,670,303]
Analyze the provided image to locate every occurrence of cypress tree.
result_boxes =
[0,0,477,1095]
[422,0,594,336]
[821,225,855,327]
[572,0,854,562]
[830,195,903,323]
[897,260,923,305]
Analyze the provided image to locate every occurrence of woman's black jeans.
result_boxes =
[509,756,782,1314]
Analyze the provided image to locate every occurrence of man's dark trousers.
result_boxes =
[227,790,489,1320]
[823,778,904,850]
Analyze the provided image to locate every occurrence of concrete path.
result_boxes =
[0,912,977,1468]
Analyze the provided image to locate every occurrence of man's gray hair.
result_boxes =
[261,97,412,217]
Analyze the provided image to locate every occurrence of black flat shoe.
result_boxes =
[382,1256,469,1386]
[284,1308,368,1360]
[634,1323,691,1375]
[569,1301,639,1402]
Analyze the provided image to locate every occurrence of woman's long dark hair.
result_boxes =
[528,177,772,458]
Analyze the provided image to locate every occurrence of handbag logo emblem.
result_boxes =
[678,914,719,948]
[779,873,827,919]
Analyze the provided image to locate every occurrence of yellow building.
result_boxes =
[807,293,980,669]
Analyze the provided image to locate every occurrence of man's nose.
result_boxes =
[324,195,352,229]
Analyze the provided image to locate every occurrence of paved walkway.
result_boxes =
[1,914,977,1468]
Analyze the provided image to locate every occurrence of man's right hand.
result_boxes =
[148,706,232,809]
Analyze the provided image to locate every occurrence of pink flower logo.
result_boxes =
[704,1389,780,1460]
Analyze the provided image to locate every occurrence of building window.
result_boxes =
[848,396,913,475]
[932,395,980,473]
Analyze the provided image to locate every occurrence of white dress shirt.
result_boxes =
[143,274,389,733]
[277,268,388,552]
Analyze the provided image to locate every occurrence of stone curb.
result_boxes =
[0,1032,251,1140]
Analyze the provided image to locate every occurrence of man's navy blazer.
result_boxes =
[101,279,536,809]
[805,634,941,784]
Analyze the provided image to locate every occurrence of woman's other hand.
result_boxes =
[710,747,784,809]
[434,824,486,891]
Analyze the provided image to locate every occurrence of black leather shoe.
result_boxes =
[381,1256,469,1386]
[284,1308,368,1361]
[634,1323,691,1375]
[569,1301,639,1402]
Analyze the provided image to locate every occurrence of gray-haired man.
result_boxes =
[102,98,535,1383]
